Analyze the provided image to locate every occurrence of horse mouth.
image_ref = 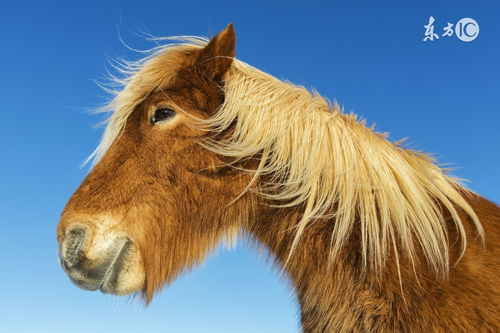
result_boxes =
[98,238,133,294]
[60,237,133,294]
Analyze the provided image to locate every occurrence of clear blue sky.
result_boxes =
[0,1,499,332]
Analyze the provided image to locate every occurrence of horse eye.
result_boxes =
[151,107,176,125]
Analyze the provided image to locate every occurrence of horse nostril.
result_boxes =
[60,226,87,268]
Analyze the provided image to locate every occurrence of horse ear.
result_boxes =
[195,24,235,81]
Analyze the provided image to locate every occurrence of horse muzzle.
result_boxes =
[58,224,145,295]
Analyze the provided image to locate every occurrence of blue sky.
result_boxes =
[0,1,499,332]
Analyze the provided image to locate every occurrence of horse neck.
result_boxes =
[244,204,430,332]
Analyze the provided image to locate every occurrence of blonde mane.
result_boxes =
[91,37,483,276]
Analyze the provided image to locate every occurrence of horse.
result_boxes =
[57,24,500,332]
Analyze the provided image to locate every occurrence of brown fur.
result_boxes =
[58,25,500,331]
